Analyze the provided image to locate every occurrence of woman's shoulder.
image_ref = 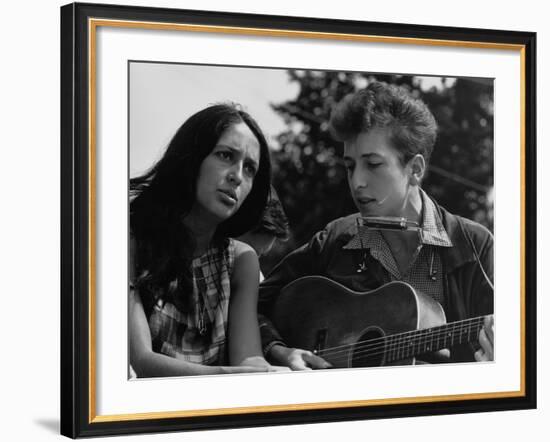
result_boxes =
[231,239,258,269]
[228,239,260,285]
[232,238,256,257]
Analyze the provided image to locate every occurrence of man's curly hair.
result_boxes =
[329,81,438,166]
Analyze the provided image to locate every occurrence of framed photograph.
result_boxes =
[60,2,536,438]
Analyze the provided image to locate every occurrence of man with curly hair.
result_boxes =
[258,82,494,370]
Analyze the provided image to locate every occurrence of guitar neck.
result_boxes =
[385,316,486,363]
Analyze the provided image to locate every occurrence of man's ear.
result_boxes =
[408,154,426,185]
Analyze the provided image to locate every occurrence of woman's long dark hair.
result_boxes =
[130,103,271,315]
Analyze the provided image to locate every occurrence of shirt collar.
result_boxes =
[342,189,453,250]
[419,189,453,247]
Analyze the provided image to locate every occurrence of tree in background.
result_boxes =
[264,71,493,273]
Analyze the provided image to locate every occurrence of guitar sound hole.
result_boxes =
[350,328,385,367]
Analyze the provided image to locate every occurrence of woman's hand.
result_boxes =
[237,356,291,373]
[474,315,494,362]
[269,345,332,370]
[218,365,272,375]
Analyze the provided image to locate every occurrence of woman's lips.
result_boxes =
[218,189,238,205]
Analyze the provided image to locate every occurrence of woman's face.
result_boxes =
[193,122,261,225]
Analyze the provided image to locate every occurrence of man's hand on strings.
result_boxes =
[475,315,494,362]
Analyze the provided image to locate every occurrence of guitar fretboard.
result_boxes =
[384,316,485,362]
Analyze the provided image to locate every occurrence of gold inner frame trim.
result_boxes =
[87,17,527,423]
[90,18,525,50]
[91,390,524,423]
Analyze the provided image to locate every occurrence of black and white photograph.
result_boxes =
[128,62,495,378]
[56,2,537,438]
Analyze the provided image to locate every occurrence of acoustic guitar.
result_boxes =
[271,276,491,367]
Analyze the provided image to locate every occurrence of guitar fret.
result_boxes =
[395,334,400,362]
[383,317,485,364]
[397,334,401,361]
[451,326,456,347]
[394,335,399,361]
[398,333,403,360]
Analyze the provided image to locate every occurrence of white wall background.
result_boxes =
[0,0,545,440]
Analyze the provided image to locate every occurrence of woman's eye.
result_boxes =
[244,163,257,177]
[216,151,232,161]
[367,162,382,168]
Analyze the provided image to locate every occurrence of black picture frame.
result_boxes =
[60,2,537,438]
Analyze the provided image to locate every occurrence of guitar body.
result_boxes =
[271,276,447,368]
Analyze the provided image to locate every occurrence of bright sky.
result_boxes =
[129,62,299,176]
[129,62,464,177]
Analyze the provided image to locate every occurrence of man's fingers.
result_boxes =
[303,352,333,369]
[289,361,312,371]
[282,348,333,370]
[474,348,485,362]
[478,329,494,361]
[483,316,494,345]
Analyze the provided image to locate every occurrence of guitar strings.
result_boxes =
[315,317,485,362]
[319,325,484,365]
[315,316,485,356]
[319,329,483,365]
[316,318,484,360]
[318,325,484,364]
[317,324,484,365]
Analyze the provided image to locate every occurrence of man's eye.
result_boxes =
[367,162,382,168]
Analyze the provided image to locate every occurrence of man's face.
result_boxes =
[343,127,413,217]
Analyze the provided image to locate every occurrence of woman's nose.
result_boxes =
[227,163,243,185]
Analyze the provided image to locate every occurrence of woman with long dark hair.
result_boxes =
[129,103,284,377]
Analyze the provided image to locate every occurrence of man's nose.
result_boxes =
[351,168,368,190]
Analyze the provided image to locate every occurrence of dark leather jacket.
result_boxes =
[258,201,494,363]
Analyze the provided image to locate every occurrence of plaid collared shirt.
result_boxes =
[147,239,235,365]
[343,190,453,305]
